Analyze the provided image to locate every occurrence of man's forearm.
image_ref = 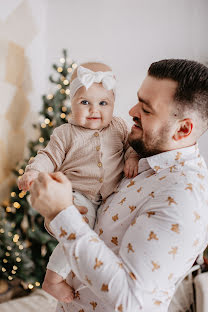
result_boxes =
[50,206,142,311]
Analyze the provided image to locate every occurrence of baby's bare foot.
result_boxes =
[42,279,74,303]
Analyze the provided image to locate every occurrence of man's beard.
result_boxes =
[128,135,163,158]
[128,126,170,158]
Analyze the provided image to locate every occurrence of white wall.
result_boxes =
[24,0,208,163]
[42,0,208,161]
[0,0,207,200]
[0,0,48,200]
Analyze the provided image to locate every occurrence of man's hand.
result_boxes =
[30,172,73,221]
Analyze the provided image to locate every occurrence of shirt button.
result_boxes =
[96,146,100,151]
[94,132,99,137]
[99,178,103,183]
[97,162,102,168]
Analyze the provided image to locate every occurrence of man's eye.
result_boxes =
[99,101,107,106]
[81,100,89,105]
[142,107,150,114]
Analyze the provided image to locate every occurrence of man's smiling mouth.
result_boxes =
[133,117,142,129]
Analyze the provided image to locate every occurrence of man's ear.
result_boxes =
[173,119,193,141]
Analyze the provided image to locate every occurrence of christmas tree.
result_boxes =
[0,50,77,291]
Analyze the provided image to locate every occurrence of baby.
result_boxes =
[18,62,139,303]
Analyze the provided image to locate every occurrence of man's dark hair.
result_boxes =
[148,59,208,131]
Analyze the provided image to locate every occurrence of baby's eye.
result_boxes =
[99,101,108,106]
[81,100,89,105]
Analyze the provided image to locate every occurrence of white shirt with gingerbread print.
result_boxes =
[50,144,208,312]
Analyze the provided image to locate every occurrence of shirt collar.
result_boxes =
[138,144,204,174]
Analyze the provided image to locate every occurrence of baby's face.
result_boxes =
[71,83,115,130]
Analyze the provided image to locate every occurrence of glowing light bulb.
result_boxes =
[13,202,21,209]
[57,67,63,73]
[19,192,26,198]
[63,79,69,85]
[47,94,53,100]
[13,234,19,243]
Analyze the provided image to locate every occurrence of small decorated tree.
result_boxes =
[0,50,77,292]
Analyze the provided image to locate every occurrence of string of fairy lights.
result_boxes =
[0,55,77,290]
[0,213,37,289]
[38,60,77,144]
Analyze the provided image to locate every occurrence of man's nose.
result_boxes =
[129,103,141,118]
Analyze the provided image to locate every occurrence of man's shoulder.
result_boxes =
[119,165,208,207]
[146,167,208,216]
[157,164,208,193]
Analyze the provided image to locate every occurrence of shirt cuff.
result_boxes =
[49,205,90,241]
[44,220,56,238]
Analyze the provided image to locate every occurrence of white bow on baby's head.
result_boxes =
[78,66,116,90]
[70,66,116,98]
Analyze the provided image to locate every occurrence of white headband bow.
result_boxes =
[70,66,116,98]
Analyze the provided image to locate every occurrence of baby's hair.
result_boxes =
[70,62,113,82]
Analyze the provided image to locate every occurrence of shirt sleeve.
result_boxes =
[25,124,70,173]
[49,189,206,311]
[47,243,71,279]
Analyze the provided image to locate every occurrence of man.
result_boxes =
[31,59,208,311]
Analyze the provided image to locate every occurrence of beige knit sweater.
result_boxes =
[25,116,137,203]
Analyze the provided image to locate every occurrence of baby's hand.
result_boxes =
[18,170,39,192]
[124,157,138,178]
